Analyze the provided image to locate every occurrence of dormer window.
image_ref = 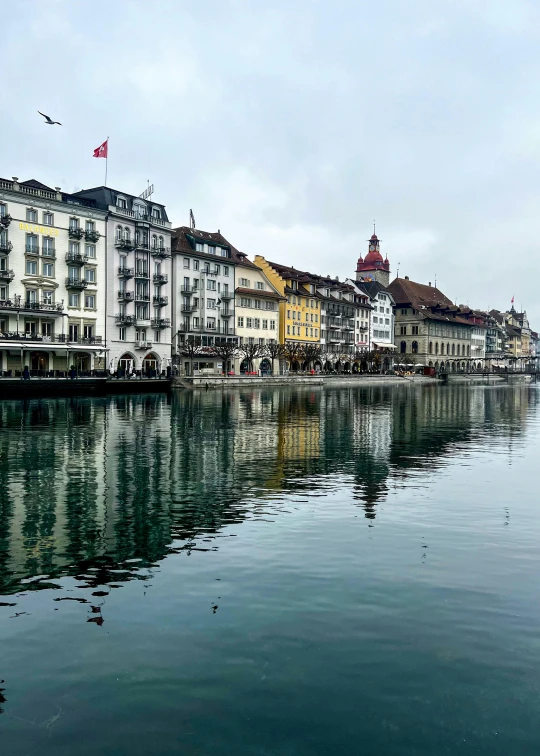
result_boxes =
[133,203,146,220]
[152,208,161,219]
[116,197,127,209]
[196,242,203,252]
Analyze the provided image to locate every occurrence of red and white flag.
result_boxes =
[93,139,108,158]
[511,295,515,304]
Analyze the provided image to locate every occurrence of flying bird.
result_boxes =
[38,111,62,125]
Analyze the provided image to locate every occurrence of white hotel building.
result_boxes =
[0,177,107,375]
[72,186,172,375]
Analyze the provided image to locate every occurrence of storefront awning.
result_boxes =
[373,343,397,350]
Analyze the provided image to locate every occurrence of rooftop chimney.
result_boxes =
[428,281,432,287]
[405,275,409,280]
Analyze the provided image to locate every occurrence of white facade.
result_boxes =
[73,187,173,375]
[369,289,395,351]
[470,325,486,363]
[0,178,107,375]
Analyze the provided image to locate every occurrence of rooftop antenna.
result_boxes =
[373,219,376,234]
[434,273,437,288]
[189,209,196,230]
[396,261,400,278]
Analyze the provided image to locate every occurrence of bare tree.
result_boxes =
[238,342,263,373]
[302,343,322,371]
[212,340,239,375]
[179,335,204,376]
[283,341,306,371]
[265,341,284,376]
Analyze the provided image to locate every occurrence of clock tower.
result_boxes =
[355,232,391,287]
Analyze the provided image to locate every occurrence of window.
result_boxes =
[42,237,55,256]
[69,241,80,255]
[270,320,276,330]
[43,262,54,277]
[43,212,53,226]
[124,227,130,240]
[223,265,229,276]
[26,234,38,253]
[0,203,6,218]
[412,325,419,335]
[221,248,228,258]
[86,244,96,258]
[240,278,250,287]
[152,208,161,219]
[119,327,126,340]
[27,208,37,222]
[206,317,216,329]
[429,342,433,354]
[154,330,161,342]
[254,300,261,309]
[400,341,406,353]
[193,259,199,271]
[315,314,318,323]
[256,281,264,290]
[214,265,220,275]
[287,309,291,319]
[401,308,408,315]
[25,320,37,335]
[152,234,157,249]
[315,329,318,337]
[117,197,127,209]
[208,246,216,255]
[262,319,268,329]
[400,325,406,335]
[42,290,53,304]
[292,326,296,335]
[240,297,251,307]
[86,220,95,232]
[207,298,216,309]
[26,260,37,275]
[292,311,296,320]
[254,318,260,329]
[84,325,94,339]
[237,316,244,328]
[69,293,80,307]
[69,217,80,230]
[195,242,203,252]
[184,258,190,268]
[207,279,216,291]
[287,325,290,334]
[412,341,419,354]
[85,268,96,283]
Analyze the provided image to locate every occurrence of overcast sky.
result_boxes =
[3,0,539,322]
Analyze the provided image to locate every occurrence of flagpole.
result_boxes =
[105,136,109,186]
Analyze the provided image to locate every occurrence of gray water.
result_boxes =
[1,385,539,755]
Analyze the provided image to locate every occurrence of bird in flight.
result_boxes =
[38,111,62,125]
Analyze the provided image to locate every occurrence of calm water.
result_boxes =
[1,385,540,755]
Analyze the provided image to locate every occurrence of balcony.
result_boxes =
[115,237,136,251]
[153,274,168,285]
[181,284,195,294]
[0,297,64,313]
[178,324,235,336]
[150,246,170,258]
[24,243,38,255]
[135,293,150,301]
[118,266,135,278]
[0,333,102,344]
[118,290,134,302]
[219,292,232,300]
[115,314,137,326]
[150,318,171,329]
[342,320,355,330]
[42,249,56,259]
[0,268,14,282]
[135,268,149,278]
[65,252,88,265]
[135,239,150,250]
[153,295,168,307]
[220,310,233,317]
[65,277,88,289]
[68,227,85,240]
[135,341,153,350]
[181,303,197,313]
[85,229,100,243]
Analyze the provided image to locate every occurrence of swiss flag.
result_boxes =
[93,139,108,158]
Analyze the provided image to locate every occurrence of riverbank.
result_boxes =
[172,374,440,389]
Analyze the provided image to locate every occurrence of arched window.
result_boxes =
[152,234,157,248]
[400,341,406,353]
[467,345,470,356]
[435,342,439,355]
[442,343,446,355]
[429,341,433,354]
[0,227,7,245]
[116,225,122,240]
[158,235,164,249]
[412,341,418,354]
[452,343,455,355]
[124,227,130,240]
[457,344,460,356]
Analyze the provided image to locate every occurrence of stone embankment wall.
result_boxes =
[172,375,440,390]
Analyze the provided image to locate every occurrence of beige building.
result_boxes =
[234,259,283,374]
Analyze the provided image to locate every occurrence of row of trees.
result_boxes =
[176,337,393,376]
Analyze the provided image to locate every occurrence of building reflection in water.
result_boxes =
[0,385,536,594]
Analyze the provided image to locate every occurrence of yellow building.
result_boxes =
[254,256,320,345]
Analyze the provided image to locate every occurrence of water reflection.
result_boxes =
[0,385,537,594]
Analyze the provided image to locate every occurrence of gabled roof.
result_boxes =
[235,287,286,300]
[172,226,254,266]
[22,179,55,191]
[387,277,453,309]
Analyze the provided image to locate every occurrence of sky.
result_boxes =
[3,0,540,323]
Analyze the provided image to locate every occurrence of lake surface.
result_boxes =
[1,384,540,755]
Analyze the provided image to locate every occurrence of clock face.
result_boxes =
[369,244,376,251]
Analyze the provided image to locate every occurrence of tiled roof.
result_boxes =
[387,278,478,327]
[235,287,285,300]
[172,226,255,266]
